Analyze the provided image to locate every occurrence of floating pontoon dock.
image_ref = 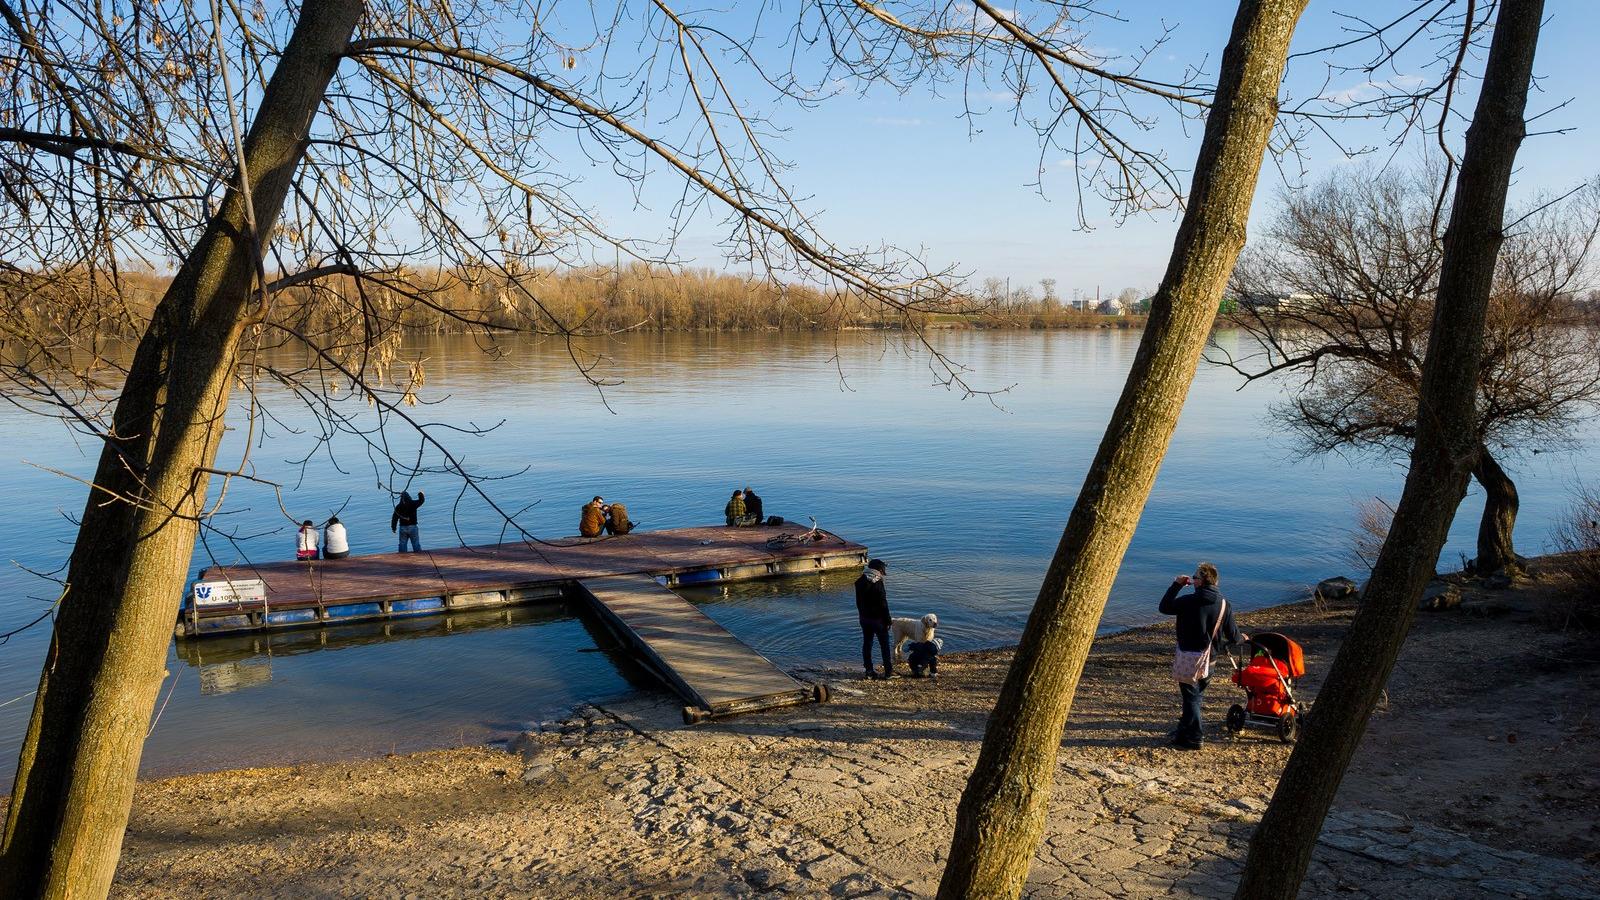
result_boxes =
[181,525,865,720]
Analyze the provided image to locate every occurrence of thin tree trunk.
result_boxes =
[935,2,1307,896]
[0,3,363,896]
[1472,443,1520,573]
[1235,4,1544,897]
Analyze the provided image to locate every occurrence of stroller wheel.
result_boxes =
[1276,707,1300,744]
[1226,704,1246,734]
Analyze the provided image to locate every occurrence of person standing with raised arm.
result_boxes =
[391,490,425,552]
[1159,561,1242,750]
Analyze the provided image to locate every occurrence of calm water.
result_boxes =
[1,330,1595,782]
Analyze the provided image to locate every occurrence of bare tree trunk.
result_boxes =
[935,3,1307,896]
[0,3,364,896]
[1472,443,1521,573]
[1235,4,1544,897]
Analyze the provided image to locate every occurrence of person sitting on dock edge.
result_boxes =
[743,487,764,525]
[605,500,635,535]
[580,496,607,538]
[392,490,425,552]
[1159,561,1242,751]
[296,520,320,561]
[856,558,893,679]
[323,516,349,560]
[724,490,747,527]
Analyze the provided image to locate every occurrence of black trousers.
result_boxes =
[860,619,891,672]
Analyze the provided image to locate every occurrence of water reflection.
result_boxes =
[0,329,1594,782]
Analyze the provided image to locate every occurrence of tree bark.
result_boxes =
[1472,443,1520,573]
[935,3,1307,897]
[0,3,364,896]
[1235,3,1544,898]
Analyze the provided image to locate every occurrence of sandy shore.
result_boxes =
[55,568,1600,896]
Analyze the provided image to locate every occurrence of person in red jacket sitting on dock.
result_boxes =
[296,520,319,561]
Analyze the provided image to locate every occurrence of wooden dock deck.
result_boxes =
[576,575,820,722]
[182,524,865,720]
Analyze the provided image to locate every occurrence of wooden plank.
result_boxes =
[575,574,806,714]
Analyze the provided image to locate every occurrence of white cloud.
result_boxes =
[1320,74,1426,104]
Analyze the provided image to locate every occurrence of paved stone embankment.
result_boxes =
[500,697,1598,899]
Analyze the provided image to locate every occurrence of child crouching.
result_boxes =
[906,638,942,678]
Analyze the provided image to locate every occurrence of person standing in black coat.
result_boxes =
[1159,561,1243,750]
[855,558,892,679]
[391,491,426,552]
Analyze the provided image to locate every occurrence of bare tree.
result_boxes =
[1236,1,1548,895]
[935,2,1308,895]
[0,0,970,892]
[1219,167,1600,575]
[0,0,1308,891]
[1115,286,1143,311]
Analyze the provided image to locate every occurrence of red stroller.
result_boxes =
[1225,632,1305,743]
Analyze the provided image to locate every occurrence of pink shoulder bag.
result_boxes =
[1172,599,1227,685]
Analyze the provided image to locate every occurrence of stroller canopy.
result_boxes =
[1247,632,1305,678]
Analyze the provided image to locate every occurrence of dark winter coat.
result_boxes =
[391,493,425,530]
[606,502,633,535]
[1159,582,1241,653]
[854,569,889,623]
[906,640,938,669]
[744,491,764,523]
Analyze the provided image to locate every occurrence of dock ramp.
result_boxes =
[575,574,823,723]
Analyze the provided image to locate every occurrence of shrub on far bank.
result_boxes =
[1549,482,1600,630]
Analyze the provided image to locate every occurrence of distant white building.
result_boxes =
[1096,298,1128,316]
[1239,291,1318,311]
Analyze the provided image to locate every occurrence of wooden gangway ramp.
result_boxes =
[575,575,822,723]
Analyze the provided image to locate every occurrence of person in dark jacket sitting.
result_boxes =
[855,558,892,679]
[1159,561,1243,750]
[604,500,635,535]
[743,487,764,525]
[724,490,749,527]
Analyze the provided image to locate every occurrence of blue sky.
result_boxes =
[575,1,1600,296]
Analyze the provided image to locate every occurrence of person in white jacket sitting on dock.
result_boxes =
[296,520,320,561]
[324,516,350,560]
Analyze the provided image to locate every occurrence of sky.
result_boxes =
[570,1,1600,297]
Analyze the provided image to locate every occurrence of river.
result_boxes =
[0,329,1594,783]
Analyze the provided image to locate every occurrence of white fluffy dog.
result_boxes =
[889,613,939,662]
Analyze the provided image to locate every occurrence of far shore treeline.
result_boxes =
[3,263,1147,339]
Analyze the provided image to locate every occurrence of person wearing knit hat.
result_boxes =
[855,558,893,679]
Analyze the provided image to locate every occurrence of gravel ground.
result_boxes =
[98,566,1600,898]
